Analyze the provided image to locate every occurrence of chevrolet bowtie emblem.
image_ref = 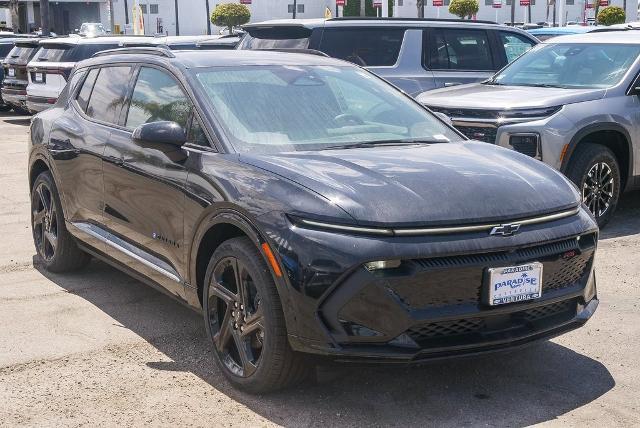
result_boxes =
[490,223,521,236]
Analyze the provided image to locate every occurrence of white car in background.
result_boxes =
[26,36,154,113]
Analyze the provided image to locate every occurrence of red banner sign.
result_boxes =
[373,0,382,7]
[493,0,502,8]
[520,0,530,5]
[336,0,346,5]
[433,0,443,6]
[239,0,251,4]
[585,2,594,7]
[599,0,608,5]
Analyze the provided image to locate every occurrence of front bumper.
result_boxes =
[259,208,599,363]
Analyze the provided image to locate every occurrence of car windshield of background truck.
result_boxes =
[195,65,461,153]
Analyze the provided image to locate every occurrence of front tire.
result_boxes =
[566,143,620,228]
[31,171,90,272]
[203,237,310,393]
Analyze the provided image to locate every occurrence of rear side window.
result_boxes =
[6,44,38,62]
[318,28,405,67]
[240,26,312,49]
[68,44,121,61]
[76,68,99,113]
[86,66,132,124]
[499,31,535,63]
[34,45,73,62]
[125,67,191,129]
[427,29,493,71]
[0,43,14,57]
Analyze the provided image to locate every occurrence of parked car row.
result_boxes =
[18,16,640,394]
[0,34,241,114]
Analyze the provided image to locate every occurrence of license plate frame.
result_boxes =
[34,72,44,83]
[485,262,543,306]
[7,68,15,77]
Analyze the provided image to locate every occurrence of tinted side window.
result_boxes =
[499,31,535,63]
[125,67,191,129]
[319,28,405,67]
[76,68,99,113]
[86,66,132,124]
[188,115,210,147]
[427,29,493,71]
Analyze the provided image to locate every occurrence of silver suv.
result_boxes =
[417,31,640,226]
[239,18,537,96]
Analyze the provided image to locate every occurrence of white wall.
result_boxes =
[112,0,337,36]
[395,0,637,25]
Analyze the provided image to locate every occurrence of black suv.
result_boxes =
[29,48,598,393]
[239,18,538,96]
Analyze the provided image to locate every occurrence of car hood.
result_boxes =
[239,142,580,226]
[416,83,606,110]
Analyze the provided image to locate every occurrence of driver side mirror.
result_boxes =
[132,121,187,147]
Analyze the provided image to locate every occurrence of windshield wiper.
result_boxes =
[520,83,561,88]
[322,140,444,151]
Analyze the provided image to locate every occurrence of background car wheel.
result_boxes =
[203,237,310,393]
[566,143,620,228]
[31,171,90,272]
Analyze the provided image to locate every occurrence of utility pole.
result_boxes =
[124,0,130,25]
[527,2,531,22]
[510,0,515,25]
[109,0,115,32]
[39,0,50,36]
[174,0,180,35]
[205,0,211,35]
[9,0,19,32]
[293,0,297,18]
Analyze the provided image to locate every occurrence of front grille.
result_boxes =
[407,299,576,344]
[389,236,594,309]
[428,106,500,120]
[456,125,498,144]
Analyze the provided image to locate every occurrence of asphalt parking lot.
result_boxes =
[1,110,639,427]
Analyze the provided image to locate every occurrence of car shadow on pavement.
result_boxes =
[34,258,615,427]
[600,190,640,240]
[0,110,31,126]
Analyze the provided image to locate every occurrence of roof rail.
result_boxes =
[256,48,329,57]
[328,17,498,25]
[93,46,175,58]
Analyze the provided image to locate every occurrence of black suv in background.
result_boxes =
[29,48,597,393]
[239,17,538,96]
[1,38,41,112]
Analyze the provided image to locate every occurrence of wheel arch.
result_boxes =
[561,123,633,192]
[29,156,51,190]
[188,209,288,310]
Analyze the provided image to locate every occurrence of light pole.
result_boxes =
[510,0,516,25]
[205,0,211,35]
[39,0,50,36]
[292,0,297,18]
[174,0,180,35]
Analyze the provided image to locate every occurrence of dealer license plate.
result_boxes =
[8,68,15,77]
[34,72,44,83]
[486,262,543,306]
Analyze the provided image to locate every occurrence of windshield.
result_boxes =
[491,43,640,89]
[6,44,37,61]
[195,65,461,153]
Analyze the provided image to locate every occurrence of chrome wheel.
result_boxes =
[207,256,265,378]
[582,162,614,219]
[32,182,58,261]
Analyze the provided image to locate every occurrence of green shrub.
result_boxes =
[448,0,479,19]
[597,6,626,26]
[211,3,251,34]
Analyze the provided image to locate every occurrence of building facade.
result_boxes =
[394,0,636,26]
[1,0,636,36]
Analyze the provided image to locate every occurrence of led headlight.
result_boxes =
[364,260,401,271]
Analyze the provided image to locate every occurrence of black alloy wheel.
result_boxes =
[203,237,309,393]
[30,171,90,272]
[208,255,265,378]
[32,180,59,262]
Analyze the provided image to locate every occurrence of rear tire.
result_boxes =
[203,237,310,393]
[31,171,90,272]
[566,143,620,228]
